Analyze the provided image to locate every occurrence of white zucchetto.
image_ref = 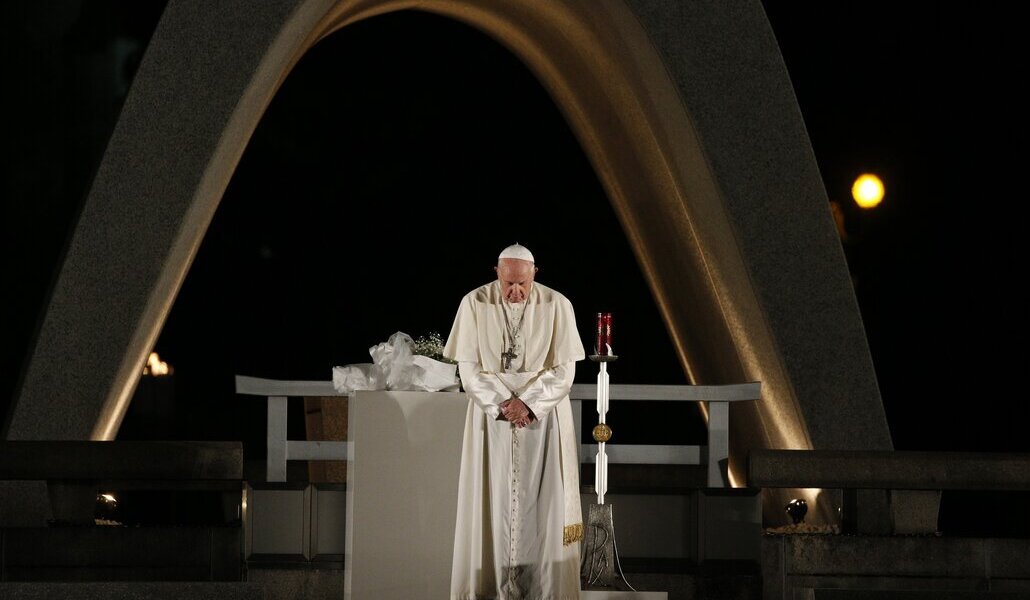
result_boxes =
[498,243,535,264]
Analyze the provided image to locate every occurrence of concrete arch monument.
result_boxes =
[6,0,891,521]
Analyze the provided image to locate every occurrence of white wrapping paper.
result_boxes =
[332,331,459,393]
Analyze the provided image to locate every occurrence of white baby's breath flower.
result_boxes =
[413,331,453,363]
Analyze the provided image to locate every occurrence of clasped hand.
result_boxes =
[500,396,534,428]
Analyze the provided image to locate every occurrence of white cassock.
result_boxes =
[444,280,585,600]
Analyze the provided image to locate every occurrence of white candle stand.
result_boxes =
[581,353,636,592]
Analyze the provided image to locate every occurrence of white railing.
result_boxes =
[234,375,760,486]
[569,382,760,487]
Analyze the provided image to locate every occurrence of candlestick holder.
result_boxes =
[587,353,616,505]
[581,352,634,592]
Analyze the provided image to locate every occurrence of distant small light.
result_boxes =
[852,174,884,209]
[99,493,118,505]
[143,352,172,376]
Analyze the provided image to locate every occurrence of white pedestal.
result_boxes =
[344,391,468,600]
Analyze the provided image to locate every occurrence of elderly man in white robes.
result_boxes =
[444,244,585,600]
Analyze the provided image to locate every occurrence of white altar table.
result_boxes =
[345,390,467,600]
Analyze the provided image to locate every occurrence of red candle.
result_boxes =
[595,312,613,355]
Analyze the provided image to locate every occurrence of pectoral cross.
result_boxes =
[501,346,518,370]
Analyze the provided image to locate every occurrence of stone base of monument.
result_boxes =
[0,582,265,600]
[0,525,243,581]
[889,489,942,534]
[762,534,1030,599]
[582,591,668,599]
[243,482,346,567]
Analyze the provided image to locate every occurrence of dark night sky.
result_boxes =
[2,2,1027,460]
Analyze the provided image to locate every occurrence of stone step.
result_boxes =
[0,582,263,600]
[0,441,243,481]
[807,591,1030,600]
[582,592,668,599]
[602,569,762,600]
[764,535,1030,600]
[0,526,241,581]
[748,450,1030,490]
